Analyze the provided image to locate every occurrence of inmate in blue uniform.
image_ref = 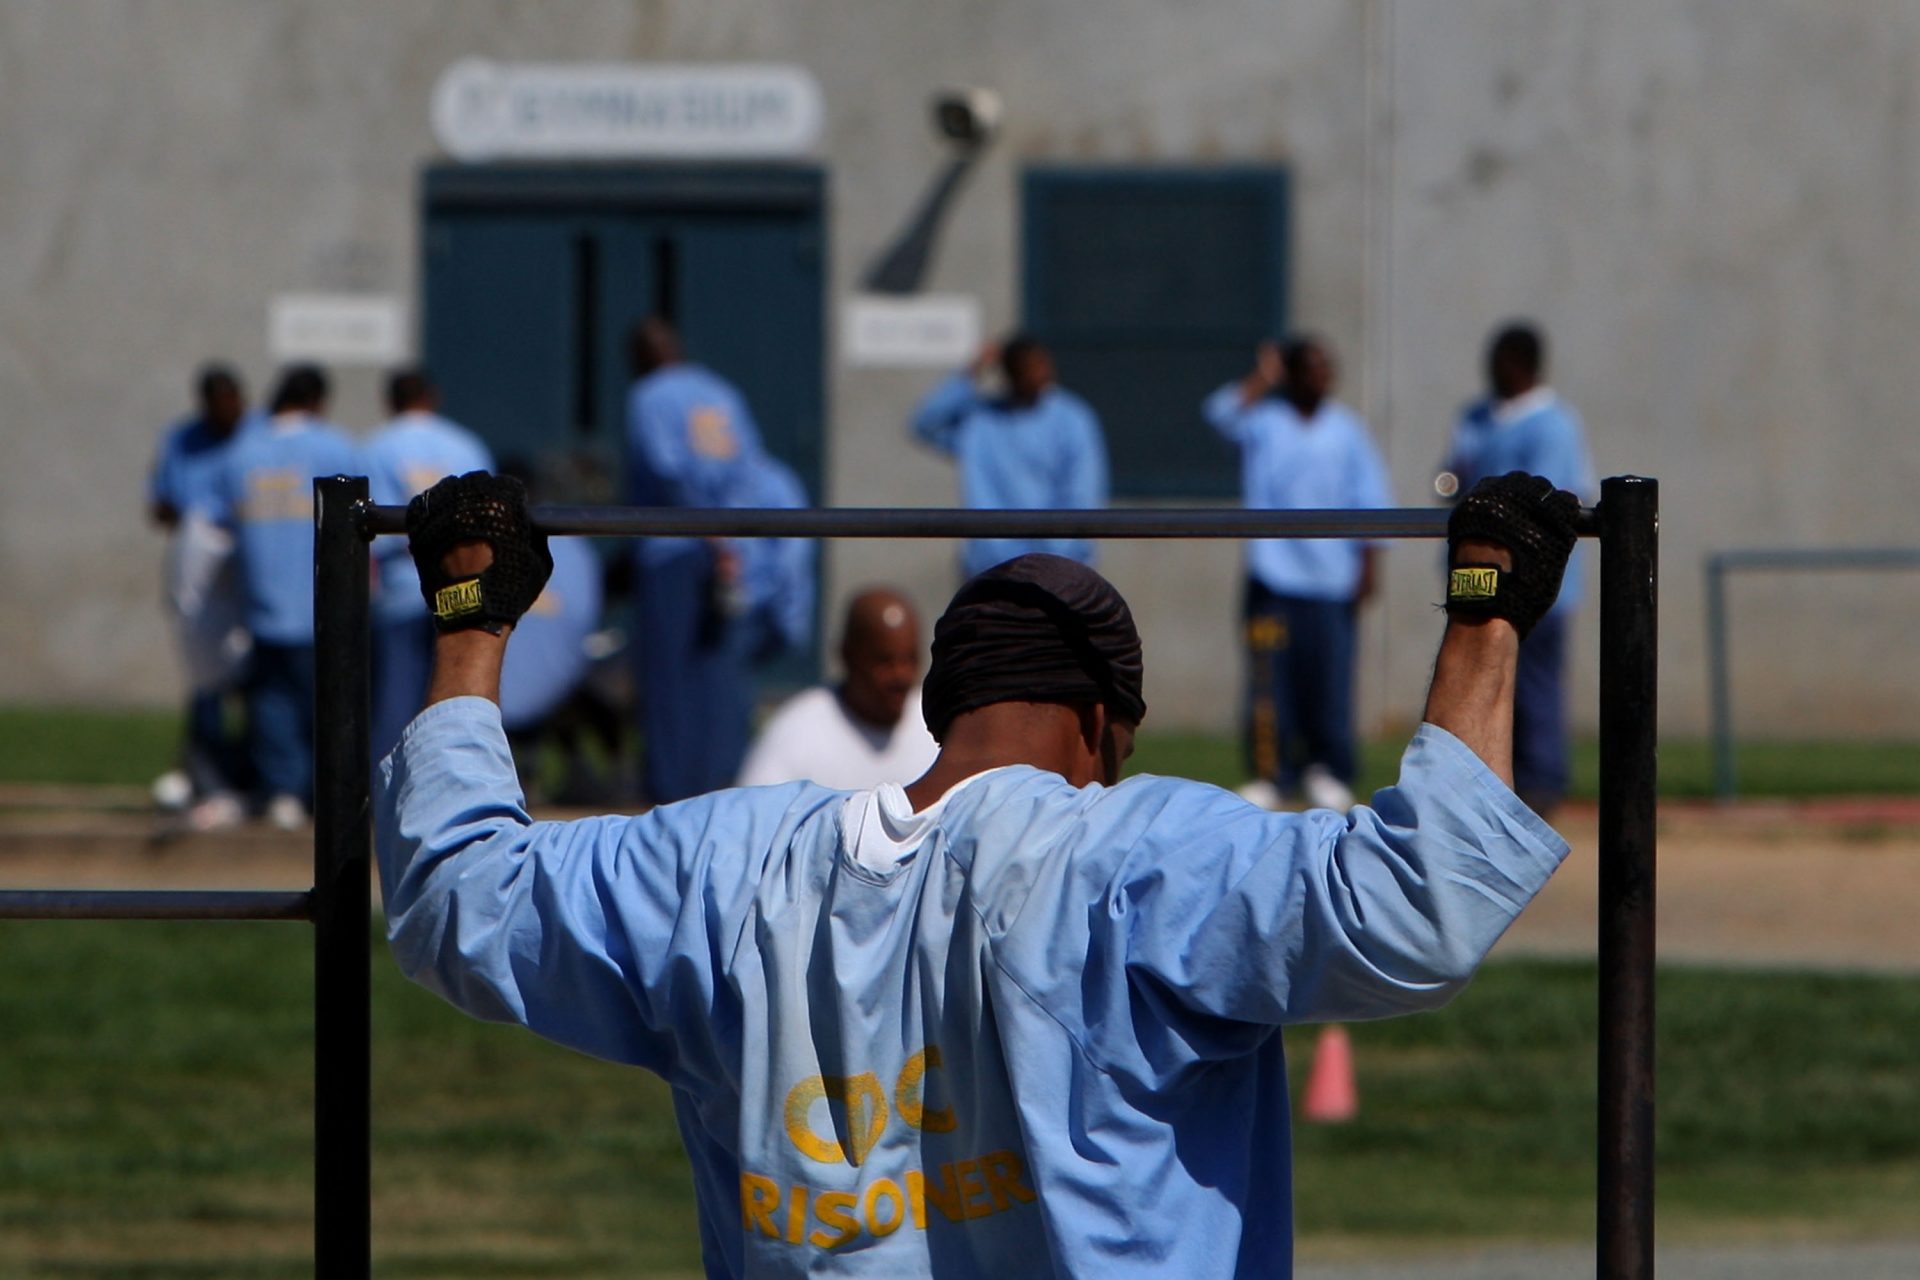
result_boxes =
[151,410,258,793]
[151,412,254,521]
[378,696,1567,1280]
[1203,385,1392,791]
[361,411,495,762]
[210,413,358,803]
[625,362,773,803]
[910,372,1109,578]
[1443,389,1596,802]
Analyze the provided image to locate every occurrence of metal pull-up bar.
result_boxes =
[7,473,1657,1278]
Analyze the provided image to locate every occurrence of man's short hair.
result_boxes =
[387,368,435,414]
[1490,322,1546,378]
[999,333,1045,383]
[269,364,329,414]
[196,362,241,401]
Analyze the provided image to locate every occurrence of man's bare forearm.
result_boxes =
[1422,617,1519,789]
[425,629,511,709]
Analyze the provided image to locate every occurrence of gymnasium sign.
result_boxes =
[432,60,824,160]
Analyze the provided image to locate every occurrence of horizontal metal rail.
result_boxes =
[361,503,1603,540]
[1706,545,1920,799]
[0,889,313,921]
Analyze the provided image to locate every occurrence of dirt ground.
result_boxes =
[1493,798,1920,972]
[5,785,1920,972]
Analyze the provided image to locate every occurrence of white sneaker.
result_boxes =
[266,794,308,831]
[1235,779,1286,811]
[151,770,193,812]
[184,792,245,832]
[1301,764,1355,812]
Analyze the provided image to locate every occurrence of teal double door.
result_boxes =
[420,165,826,504]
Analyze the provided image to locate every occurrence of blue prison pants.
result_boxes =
[246,640,315,804]
[1514,611,1571,806]
[632,543,754,805]
[1243,580,1358,789]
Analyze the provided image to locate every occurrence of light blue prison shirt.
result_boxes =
[910,373,1109,578]
[209,412,359,645]
[1202,387,1393,602]
[377,696,1568,1280]
[361,411,496,625]
[627,363,769,568]
[1444,389,1598,616]
[149,411,256,519]
[498,535,601,733]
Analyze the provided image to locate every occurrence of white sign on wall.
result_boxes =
[432,60,825,161]
[268,294,408,365]
[843,295,983,368]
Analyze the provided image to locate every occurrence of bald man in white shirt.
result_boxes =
[738,588,939,790]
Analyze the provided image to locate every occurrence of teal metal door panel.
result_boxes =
[1023,167,1291,500]
[675,216,827,502]
[421,214,579,466]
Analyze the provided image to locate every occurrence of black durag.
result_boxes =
[921,554,1146,741]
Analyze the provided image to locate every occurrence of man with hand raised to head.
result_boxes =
[378,469,1579,1280]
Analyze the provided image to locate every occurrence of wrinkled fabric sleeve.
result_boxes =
[1202,383,1254,445]
[376,696,741,1079]
[1119,724,1570,1027]
[909,372,979,455]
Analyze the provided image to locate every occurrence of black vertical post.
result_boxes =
[1597,475,1658,1279]
[313,476,372,1276]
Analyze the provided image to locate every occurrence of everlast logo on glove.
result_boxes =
[434,579,485,622]
[1448,567,1500,601]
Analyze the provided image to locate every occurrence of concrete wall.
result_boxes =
[3,0,1916,738]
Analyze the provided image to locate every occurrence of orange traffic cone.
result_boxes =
[1300,1025,1358,1123]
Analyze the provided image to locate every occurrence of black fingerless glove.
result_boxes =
[1445,471,1581,638]
[406,472,554,635]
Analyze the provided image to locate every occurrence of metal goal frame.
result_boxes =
[0,474,1658,1279]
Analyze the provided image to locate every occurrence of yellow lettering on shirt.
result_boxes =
[809,1190,860,1249]
[240,469,312,522]
[740,1173,780,1238]
[403,465,450,497]
[750,1148,1033,1253]
[895,1045,956,1132]
[784,1073,889,1166]
[786,1182,808,1245]
[913,1163,966,1225]
[689,406,738,459]
[953,1158,993,1219]
[981,1151,1037,1205]
[863,1177,905,1237]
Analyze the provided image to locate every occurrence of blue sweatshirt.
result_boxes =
[910,373,1109,577]
[378,696,1566,1279]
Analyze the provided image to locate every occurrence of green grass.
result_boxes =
[0,707,183,788]
[1,703,1918,800]
[1129,731,1920,800]
[2,927,1918,1273]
